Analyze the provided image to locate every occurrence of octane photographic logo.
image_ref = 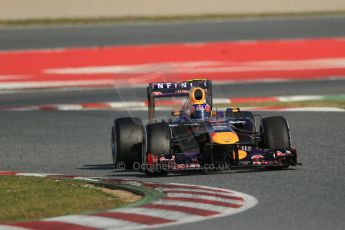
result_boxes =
[114,161,232,172]
[115,161,127,170]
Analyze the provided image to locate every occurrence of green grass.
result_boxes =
[0,176,133,223]
[1,11,345,27]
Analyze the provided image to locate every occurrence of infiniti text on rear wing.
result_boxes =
[147,79,213,121]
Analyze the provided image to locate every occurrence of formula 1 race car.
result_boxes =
[111,79,298,175]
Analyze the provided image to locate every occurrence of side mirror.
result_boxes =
[171,111,186,117]
[226,108,240,113]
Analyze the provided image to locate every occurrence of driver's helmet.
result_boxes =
[189,87,211,119]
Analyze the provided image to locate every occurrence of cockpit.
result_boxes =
[191,109,210,120]
[181,87,211,120]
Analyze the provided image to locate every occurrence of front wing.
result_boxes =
[146,147,298,171]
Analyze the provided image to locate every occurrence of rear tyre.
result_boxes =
[145,122,171,176]
[111,117,144,169]
[261,116,291,169]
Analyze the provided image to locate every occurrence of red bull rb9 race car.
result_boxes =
[111,79,298,176]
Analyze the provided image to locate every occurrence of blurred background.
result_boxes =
[1,0,345,21]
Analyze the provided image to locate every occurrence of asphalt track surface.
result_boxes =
[1,16,345,230]
[1,15,345,50]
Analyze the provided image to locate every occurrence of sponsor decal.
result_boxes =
[276,151,283,157]
[151,81,208,90]
[193,104,207,111]
[209,120,227,126]
[241,146,252,152]
[152,92,163,96]
[210,131,239,144]
[212,125,229,131]
[229,120,247,125]
[177,89,190,94]
[233,150,248,160]
[251,155,264,160]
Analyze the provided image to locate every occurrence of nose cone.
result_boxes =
[210,132,239,144]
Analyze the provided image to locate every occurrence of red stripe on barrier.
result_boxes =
[94,212,175,225]
[142,204,220,216]
[164,190,244,201]
[162,197,242,208]
[10,221,97,230]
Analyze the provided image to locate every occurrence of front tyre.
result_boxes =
[261,116,291,169]
[261,116,291,149]
[146,122,171,155]
[145,122,171,176]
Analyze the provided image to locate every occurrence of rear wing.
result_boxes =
[147,79,213,121]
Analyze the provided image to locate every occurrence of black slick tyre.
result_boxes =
[146,122,171,155]
[261,116,291,149]
[145,122,171,176]
[261,116,291,169]
[111,117,144,169]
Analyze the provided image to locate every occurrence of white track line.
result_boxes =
[277,95,324,102]
[46,215,146,229]
[113,207,196,221]
[160,188,235,196]
[0,226,28,230]
[16,173,56,177]
[259,107,345,111]
[44,58,345,75]
[151,200,235,213]
[0,80,117,90]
